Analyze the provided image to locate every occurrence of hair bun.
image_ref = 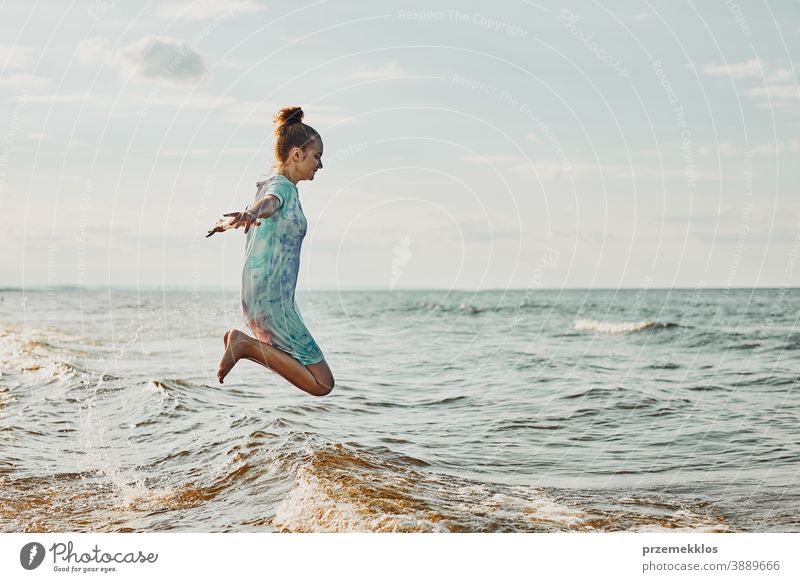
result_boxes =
[271,106,319,164]
[273,106,304,131]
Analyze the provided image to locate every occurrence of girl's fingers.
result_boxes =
[211,212,259,232]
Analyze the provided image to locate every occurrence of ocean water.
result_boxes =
[0,287,798,532]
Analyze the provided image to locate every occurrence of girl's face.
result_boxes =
[294,137,323,181]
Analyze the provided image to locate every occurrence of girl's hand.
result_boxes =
[205,211,261,237]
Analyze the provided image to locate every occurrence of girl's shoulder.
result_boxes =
[256,174,296,204]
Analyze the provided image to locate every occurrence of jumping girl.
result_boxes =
[206,106,334,396]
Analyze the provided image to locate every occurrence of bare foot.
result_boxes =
[217,329,247,383]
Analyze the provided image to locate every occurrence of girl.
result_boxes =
[206,106,334,396]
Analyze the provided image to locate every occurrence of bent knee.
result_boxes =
[312,378,334,397]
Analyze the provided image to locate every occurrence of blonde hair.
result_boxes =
[272,106,320,165]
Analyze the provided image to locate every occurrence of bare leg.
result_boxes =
[217,329,334,396]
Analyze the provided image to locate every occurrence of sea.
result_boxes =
[1,287,798,532]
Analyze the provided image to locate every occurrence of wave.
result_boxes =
[574,319,678,334]
[687,330,800,352]
[267,441,729,533]
[271,442,586,533]
[0,429,734,533]
[415,302,487,315]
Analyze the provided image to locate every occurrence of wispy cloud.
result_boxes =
[697,142,738,156]
[695,58,798,111]
[223,101,353,128]
[766,68,793,83]
[751,140,800,155]
[0,73,51,90]
[155,0,263,21]
[462,154,525,165]
[120,36,207,83]
[0,44,35,69]
[75,35,207,84]
[22,91,115,105]
[695,58,763,79]
[155,147,259,158]
[746,82,799,112]
[346,60,409,80]
[75,37,111,65]
[697,141,800,156]
[148,91,239,109]
[743,84,798,100]
[524,131,541,143]
[0,43,49,89]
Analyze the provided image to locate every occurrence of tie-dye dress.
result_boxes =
[241,174,324,365]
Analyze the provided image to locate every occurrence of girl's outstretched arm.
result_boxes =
[205,194,282,237]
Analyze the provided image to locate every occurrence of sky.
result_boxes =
[1,0,799,291]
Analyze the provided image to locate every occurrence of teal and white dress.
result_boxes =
[241,174,324,365]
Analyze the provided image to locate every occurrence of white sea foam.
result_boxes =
[453,483,587,527]
[272,464,445,532]
[574,318,672,334]
[627,509,732,532]
[273,459,589,533]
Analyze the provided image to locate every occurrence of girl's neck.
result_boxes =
[276,166,300,185]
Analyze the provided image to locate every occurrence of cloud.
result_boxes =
[75,37,111,65]
[0,44,48,89]
[697,142,738,157]
[0,44,35,69]
[75,35,208,84]
[751,140,800,155]
[222,101,353,128]
[346,61,408,80]
[220,99,281,126]
[745,83,799,111]
[147,91,239,109]
[510,159,727,182]
[524,131,541,143]
[75,35,208,85]
[754,101,798,111]
[155,0,263,21]
[743,84,798,100]
[767,69,793,83]
[696,141,800,157]
[119,36,207,83]
[697,58,763,79]
[22,91,114,105]
[695,59,798,111]
[509,159,602,181]
[462,154,525,165]
[0,73,51,90]
[155,147,259,158]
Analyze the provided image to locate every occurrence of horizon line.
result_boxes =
[2,285,798,292]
